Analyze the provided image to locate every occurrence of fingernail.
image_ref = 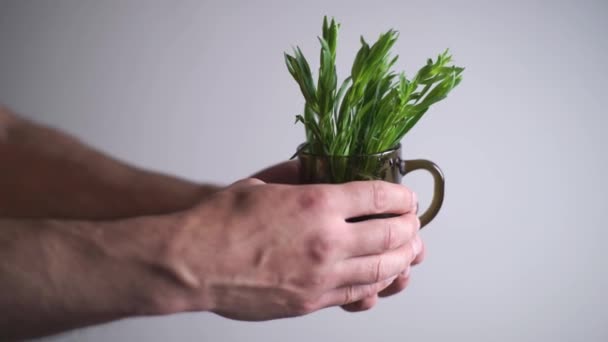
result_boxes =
[411,192,418,212]
[412,235,422,256]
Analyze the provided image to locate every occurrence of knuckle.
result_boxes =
[384,221,396,250]
[343,285,356,305]
[413,242,426,265]
[307,231,336,264]
[408,234,422,262]
[399,185,414,208]
[297,187,332,213]
[370,181,388,211]
[410,190,418,212]
[224,187,253,210]
[402,214,419,236]
[303,270,328,290]
[408,246,417,264]
[360,284,377,299]
[298,300,317,315]
[411,214,421,231]
[291,295,318,316]
[373,255,385,283]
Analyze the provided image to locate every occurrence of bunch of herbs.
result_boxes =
[285,16,463,158]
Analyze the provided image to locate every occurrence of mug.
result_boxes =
[296,143,444,227]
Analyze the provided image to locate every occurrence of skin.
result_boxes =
[0,106,425,340]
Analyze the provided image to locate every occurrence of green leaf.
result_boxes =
[351,37,370,81]
[285,17,464,158]
[294,47,317,104]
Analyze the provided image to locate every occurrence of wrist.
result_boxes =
[44,213,214,319]
[43,218,164,318]
[112,211,217,316]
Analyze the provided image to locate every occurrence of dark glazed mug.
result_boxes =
[296,143,444,228]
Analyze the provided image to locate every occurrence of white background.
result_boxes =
[1,0,606,341]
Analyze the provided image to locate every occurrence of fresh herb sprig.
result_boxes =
[285,16,463,157]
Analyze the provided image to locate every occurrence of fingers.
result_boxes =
[341,294,378,312]
[332,234,421,287]
[319,275,396,308]
[343,213,420,257]
[378,270,410,297]
[341,273,409,310]
[336,181,416,219]
[309,230,424,313]
[325,262,414,311]
[411,240,426,266]
[378,241,424,298]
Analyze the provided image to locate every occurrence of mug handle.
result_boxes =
[398,159,445,228]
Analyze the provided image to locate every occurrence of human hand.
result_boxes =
[341,240,425,312]
[162,177,420,320]
[342,200,425,312]
[251,160,425,312]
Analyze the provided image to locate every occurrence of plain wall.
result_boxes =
[0,0,606,341]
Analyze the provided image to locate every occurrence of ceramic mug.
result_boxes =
[296,143,444,227]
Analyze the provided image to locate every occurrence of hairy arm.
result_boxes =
[0,175,422,340]
[0,214,194,340]
[0,106,220,219]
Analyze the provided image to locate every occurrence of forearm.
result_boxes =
[0,107,221,219]
[0,214,198,340]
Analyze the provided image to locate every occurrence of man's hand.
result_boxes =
[0,107,425,339]
[160,178,421,320]
[251,160,425,312]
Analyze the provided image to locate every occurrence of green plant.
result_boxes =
[285,16,464,158]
